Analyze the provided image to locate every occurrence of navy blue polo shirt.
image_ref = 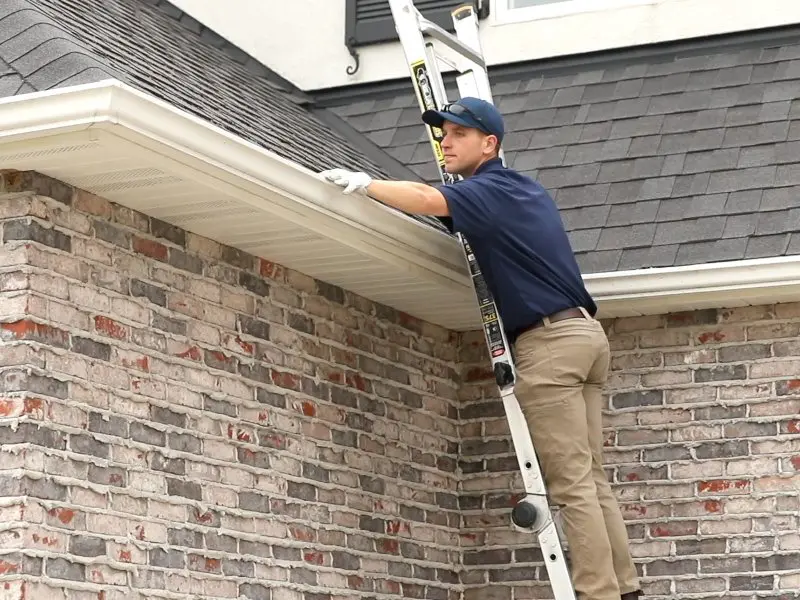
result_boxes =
[438,158,596,343]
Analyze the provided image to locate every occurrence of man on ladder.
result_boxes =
[320,3,643,600]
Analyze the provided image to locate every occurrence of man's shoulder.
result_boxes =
[479,166,549,195]
[443,163,544,195]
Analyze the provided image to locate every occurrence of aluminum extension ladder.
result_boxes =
[387,2,577,598]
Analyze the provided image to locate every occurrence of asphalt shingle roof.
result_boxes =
[0,0,448,231]
[317,29,800,273]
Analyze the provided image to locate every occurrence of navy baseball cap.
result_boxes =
[422,97,505,143]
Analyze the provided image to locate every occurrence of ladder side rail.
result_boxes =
[388,3,578,598]
[389,1,517,403]
[449,6,578,597]
[424,43,452,109]
[452,7,503,165]
[449,7,577,599]
[389,0,453,184]
[389,0,548,513]
[453,67,544,491]
[450,67,553,523]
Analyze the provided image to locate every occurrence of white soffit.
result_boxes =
[0,80,798,331]
[0,80,479,330]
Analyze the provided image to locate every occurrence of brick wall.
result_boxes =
[0,172,462,600]
[2,171,799,600]
[458,308,800,600]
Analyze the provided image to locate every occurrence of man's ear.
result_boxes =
[485,134,500,156]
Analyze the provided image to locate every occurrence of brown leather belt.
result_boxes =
[517,307,586,337]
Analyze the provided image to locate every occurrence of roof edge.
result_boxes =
[1,80,798,327]
[590,255,800,318]
[308,105,448,231]
[0,79,470,286]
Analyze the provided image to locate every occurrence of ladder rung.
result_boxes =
[419,16,484,69]
[430,48,459,73]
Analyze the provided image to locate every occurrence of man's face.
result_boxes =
[440,121,498,177]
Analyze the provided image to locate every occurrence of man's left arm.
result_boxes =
[320,168,449,216]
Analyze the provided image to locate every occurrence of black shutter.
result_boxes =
[345,0,487,47]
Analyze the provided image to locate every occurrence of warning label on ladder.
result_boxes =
[410,59,446,166]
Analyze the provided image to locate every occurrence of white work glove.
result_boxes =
[320,168,372,195]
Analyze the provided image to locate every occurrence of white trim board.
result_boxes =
[588,256,800,318]
[0,80,798,330]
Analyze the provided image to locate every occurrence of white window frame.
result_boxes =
[492,0,659,25]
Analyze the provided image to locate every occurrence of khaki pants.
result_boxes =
[513,309,639,600]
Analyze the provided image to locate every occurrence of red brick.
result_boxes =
[48,507,76,525]
[289,526,315,543]
[0,559,19,574]
[379,538,399,554]
[348,575,369,591]
[121,354,150,372]
[386,520,403,534]
[259,432,286,450]
[234,336,254,355]
[698,479,750,494]
[696,330,727,344]
[259,259,284,281]
[320,366,345,384]
[94,315,128,340]
[132,236,168,261]
[650,521,698,537]
[465,367,493,382]
[73,190,112,218]
[175,345,202,361]
[378,580,402,595]
[0,319,68,346]
[271,369,301,391]
[227,424,253,444]
[0,398,22,417]
[621,504,648,519]
[188,555,221,573]
[398,311,423,333]
[346,372,369,392]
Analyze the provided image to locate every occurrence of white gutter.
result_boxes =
[588,255,800,317]
[1,80,799,324]
[0,79,471,291]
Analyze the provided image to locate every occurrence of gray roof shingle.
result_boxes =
[316,27,800,272]
[0,0,382,176]
[0,0,448,231]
